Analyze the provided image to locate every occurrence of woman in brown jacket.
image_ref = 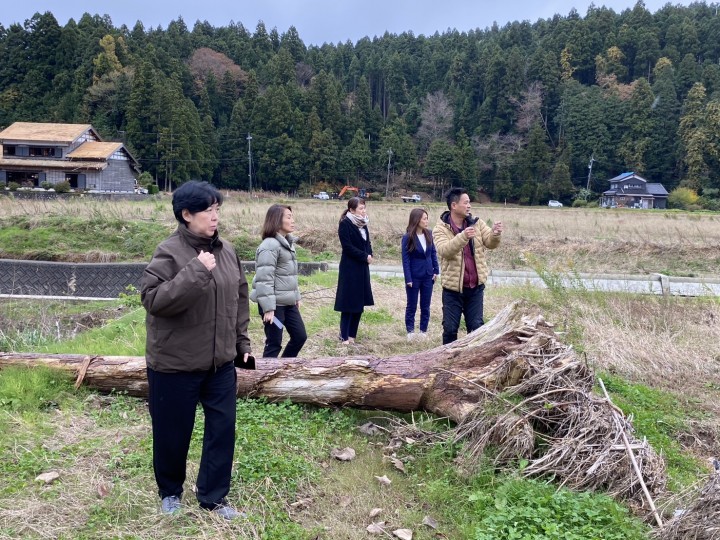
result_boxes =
[141,181,252,520]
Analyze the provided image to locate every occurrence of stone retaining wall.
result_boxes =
[0,260,327,299]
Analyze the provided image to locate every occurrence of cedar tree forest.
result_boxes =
[2,1,720,205]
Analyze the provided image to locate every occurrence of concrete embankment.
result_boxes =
[333,264,720,298]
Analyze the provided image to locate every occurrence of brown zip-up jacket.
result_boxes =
[141,225,251,373]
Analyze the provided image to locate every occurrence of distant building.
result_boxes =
[0,122,140,192]
[601,172,669,209]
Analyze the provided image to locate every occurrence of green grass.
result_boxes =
[0,215,171,262]
[0,364,654,539]
[27,308,147,356]
[0,272,714,539]
[599,374,708,490]
[403,443,649,540]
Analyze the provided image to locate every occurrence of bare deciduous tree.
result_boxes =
[512,82,545,134]
[416,91,453,154]
[473,132,525,172]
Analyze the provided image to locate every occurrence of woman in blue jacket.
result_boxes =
[401,208,439,340]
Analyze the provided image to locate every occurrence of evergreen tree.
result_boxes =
[453,128,478,195]
[618,77,655,174]
[678,82,708,190]
[549,148,575,201]
[648,58,681,185]
[340,129,372,181]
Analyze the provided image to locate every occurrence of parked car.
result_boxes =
[313,191,329,200]
[548,200,563,207]
[400,194,422,203]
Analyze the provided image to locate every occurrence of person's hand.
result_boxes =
[407,282,413,288]
[296,300,301,308]
[241,352,249,363]
[464,226,476,239]
[492,221,504,235]
[198,250,216,271]
[263,310,275,324]
[367,254,373,264]
[432,274,437,282]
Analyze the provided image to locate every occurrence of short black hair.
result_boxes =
[445,187,467,210]
[172,181,224,224]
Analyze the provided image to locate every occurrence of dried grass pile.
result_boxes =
[391,320,668,513]
[654,473,720,540]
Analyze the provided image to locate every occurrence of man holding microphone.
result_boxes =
[433,187,504,345]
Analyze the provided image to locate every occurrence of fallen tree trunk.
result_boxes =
[0,301,569,423]
[0,300,668,510]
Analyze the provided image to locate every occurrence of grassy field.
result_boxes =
[0,195,719,539]
[1,194,720,276]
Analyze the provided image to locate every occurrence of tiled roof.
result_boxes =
[608,172,635,182]
[646,183,669,196]
[0,122,95,144]
[67,142,123,160]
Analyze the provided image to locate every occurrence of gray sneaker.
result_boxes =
[212,501,246,520]
[161,495,182,515]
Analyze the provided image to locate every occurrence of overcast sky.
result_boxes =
[0,1,698,46]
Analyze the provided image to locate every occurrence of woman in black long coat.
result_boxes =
[334,197,374,344]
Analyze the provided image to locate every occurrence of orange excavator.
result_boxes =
[337,186,368,199]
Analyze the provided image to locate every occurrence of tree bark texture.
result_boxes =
[0,301,572,423]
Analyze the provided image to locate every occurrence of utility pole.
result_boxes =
[586,153,595,191]
[246,133,253,193]
[385,148,393,198]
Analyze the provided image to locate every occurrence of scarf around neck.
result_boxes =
[346,212,369,228]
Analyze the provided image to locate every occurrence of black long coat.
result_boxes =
[334,218,374,313]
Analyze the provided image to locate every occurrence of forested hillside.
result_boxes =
[2,1,720,205]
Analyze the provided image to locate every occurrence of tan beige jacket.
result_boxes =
[432,211,501,292]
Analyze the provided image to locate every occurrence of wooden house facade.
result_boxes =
[601,172,669,209]
[0,123,140,192]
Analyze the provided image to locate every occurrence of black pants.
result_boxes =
[339,311,363,340]
[147,361,236,508]
[259,304,307,358]
[441,285,485,344]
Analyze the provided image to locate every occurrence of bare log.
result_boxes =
[0,300,669,508]
[0,301,568,423]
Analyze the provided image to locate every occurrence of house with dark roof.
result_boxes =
[0,122,140,192]
[601,172,669,209]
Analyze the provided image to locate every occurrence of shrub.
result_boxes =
[668,187,699,209]
[7,182,20,191]
[572,199,587,207]
[697,196,720,211]
[40,181,53,190]
[136,171,153,186]
[147,184,159,194]
[54,181,71,194]
[367,192,383,202]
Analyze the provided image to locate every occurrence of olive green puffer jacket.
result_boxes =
[250,233,301,311]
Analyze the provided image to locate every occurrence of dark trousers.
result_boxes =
[259,304,307,358]
[405,278,435,332]
[339,311,363,340]
[147,361,236,508]
[441,284,485,344]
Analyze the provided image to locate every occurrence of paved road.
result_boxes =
[329,264,720,297]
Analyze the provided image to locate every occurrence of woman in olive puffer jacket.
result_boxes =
[250,204,307,357]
